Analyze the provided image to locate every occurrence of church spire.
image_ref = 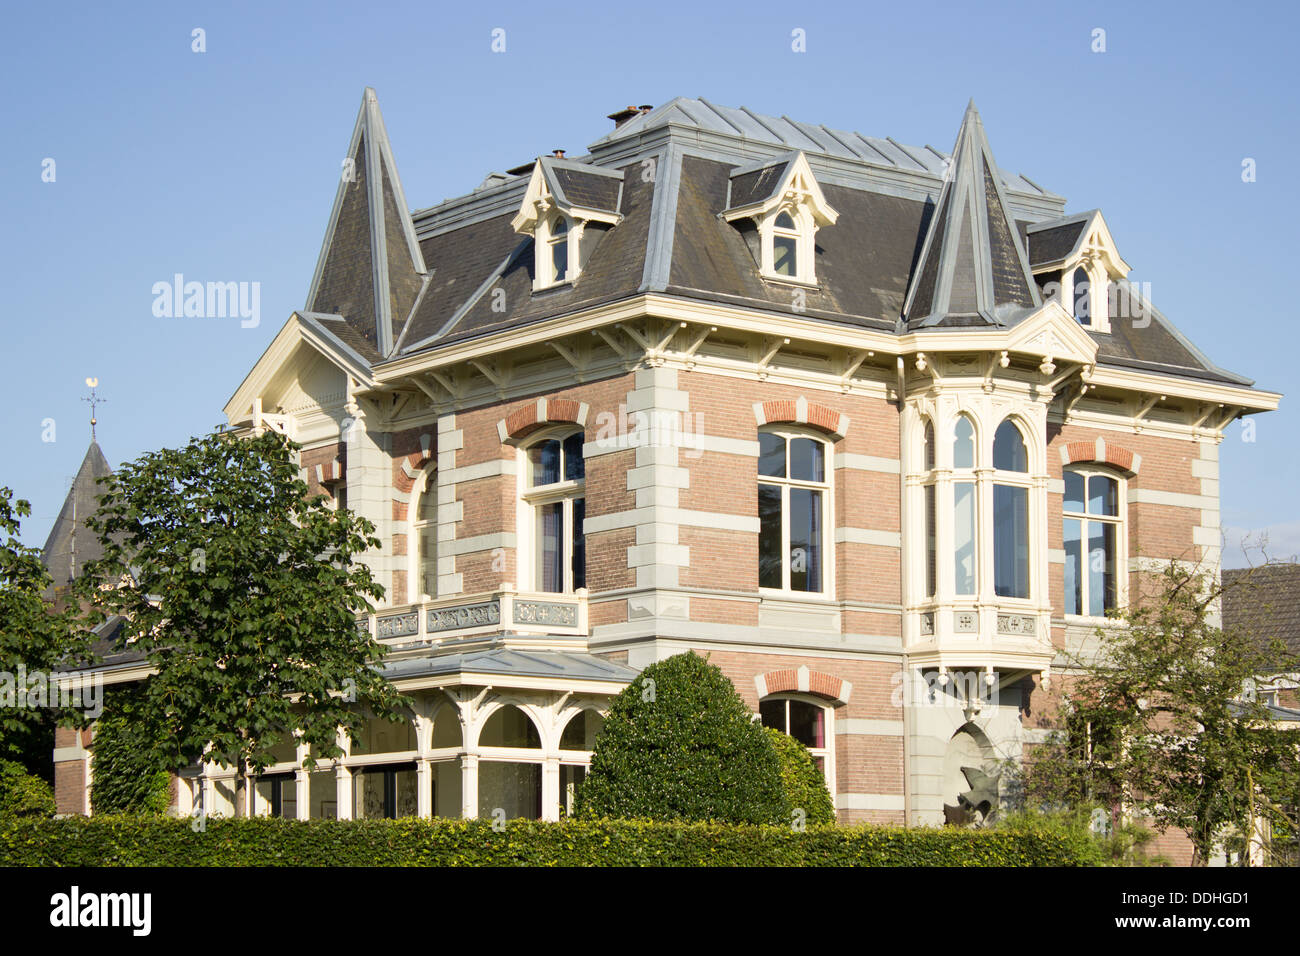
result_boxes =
[902,101,1039,328]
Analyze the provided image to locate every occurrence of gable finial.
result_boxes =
[82,377,105,441]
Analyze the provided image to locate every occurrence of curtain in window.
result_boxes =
[994,484,1029,599]
[537,503,562,593]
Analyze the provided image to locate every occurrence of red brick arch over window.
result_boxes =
[1058,437,1141,476]
[753,397,849,440]
[497,398,590,443]
[755,666,852,706]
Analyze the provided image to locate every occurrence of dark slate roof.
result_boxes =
[726,157,792,210]
[41,440,113,590]
[295,91,1260,391]
[547,160,623,213]
[382,647,639,684]
[1026,218,1089,268]
[306,88,426,360]
[902,102,1038,329]
[1223,565,1300,660]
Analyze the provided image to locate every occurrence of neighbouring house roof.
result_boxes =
[291,90,1260,391]
[1223,564,1300,660]
[41,440,113,591]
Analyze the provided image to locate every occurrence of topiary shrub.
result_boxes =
[576,652,785,824]
[90,686,172,815]
[764,727,836,826]
[0,759,56,821]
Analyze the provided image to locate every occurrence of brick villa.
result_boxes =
[52,91,1280,844]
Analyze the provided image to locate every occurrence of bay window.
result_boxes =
[993,419,1030,599]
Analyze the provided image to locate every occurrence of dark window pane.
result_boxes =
[788,700,824,748]
[758,484,783,589]
[993,420,1028,472]
[994,484,1030,599]
[1073,267,1090,324]
[788,487,822,592]
[552,238,568,281]
[563,431,585,481]
[758,433,786,478]
[774,211,796,230]
[759,698,785,731]
[552,217,568,235]
[1088,475,1117,516]
[1088,521,1116,616]
[953,417,975,469]
[790,437,824,482]
[530,439,561,487]
[1064,470,1085,513]
[774,235,796,276]
[1064,518,1082,615]
[571,498,585,590]
[923,420,935,470]
[537,502,563,592]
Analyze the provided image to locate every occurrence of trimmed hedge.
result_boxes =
[0,759,55,821]
[0,816,1110,866]
[577,652,786,824]
[765,727,835,826]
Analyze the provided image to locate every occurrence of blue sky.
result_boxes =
[2,0,1296,565]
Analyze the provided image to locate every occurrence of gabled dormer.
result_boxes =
[511,157,624,291]
[1025,210,1130,333]
[722,151,838,286]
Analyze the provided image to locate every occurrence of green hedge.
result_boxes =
[0,816,1109,866]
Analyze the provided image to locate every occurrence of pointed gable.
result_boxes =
[41,441,113,590]
[903,102,1039,328]
[306,88,426,359]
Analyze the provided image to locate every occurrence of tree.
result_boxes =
[1024,562,1300,865]
[76,430,408,796]
[576,652,786,824]
[89,684,172,815]
[764,726,835,825]
[0,488,90,778]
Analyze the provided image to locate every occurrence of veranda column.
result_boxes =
[460,754,478,819]
[541,757,560,822]
[414,712,433,818]
[334,728,352,820]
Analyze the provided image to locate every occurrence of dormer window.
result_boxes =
[723,151,837,287]
[1072,266,1091,324]
[549,215,570,283]
[1025,210,1131,334]
[772,211,798,277]
[511,157,624,292]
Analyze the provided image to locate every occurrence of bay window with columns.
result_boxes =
[903,397,1050,642]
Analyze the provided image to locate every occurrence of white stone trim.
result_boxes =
[839,793,905,811]
[833,453,900,474]
[834,528,903,548]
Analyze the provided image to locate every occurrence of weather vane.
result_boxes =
[82,377,105,441]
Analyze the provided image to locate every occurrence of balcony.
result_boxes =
[359,586,590,649]
[907,604,1053,676]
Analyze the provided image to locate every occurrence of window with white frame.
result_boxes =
[523,430,585,593]
[758,429,829,594]
[952,415,978,596]
[760,696,833,787]
[772,210,799,278]
[921,418,937,598]
[1063,466,1123,616]
[412,467,438,601]
[993,419,1031,600]
[548,215,570,284]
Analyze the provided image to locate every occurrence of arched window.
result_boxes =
[760,696,833,785]
[479,705,542,749]
[1063,467,1122,616]
[549,215,570,282]
[1072,266,1091,325]
[559,710,604,751]
[952,415,977,596]
[773,210,798,277]
[524,431,585,593]
[993,419,1030,599]
[477,705,543,821]
[412,467,438,600]
[758,430,828,594]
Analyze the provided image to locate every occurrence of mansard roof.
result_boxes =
[296,91,1258,390]
[41,440,113,590]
